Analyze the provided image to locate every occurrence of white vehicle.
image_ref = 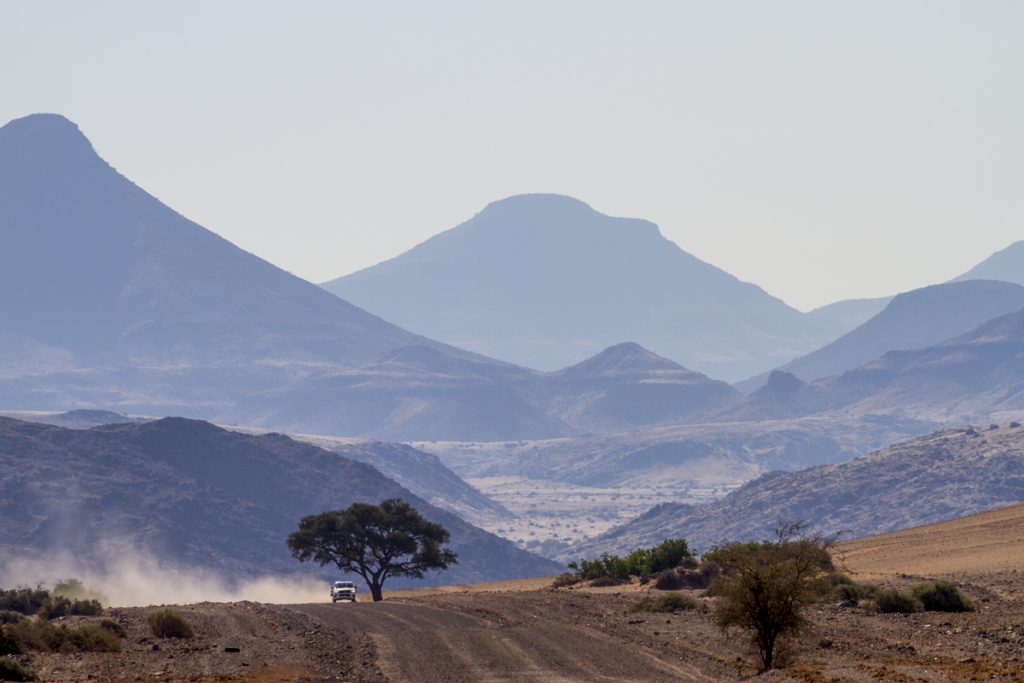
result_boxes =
[330,580,357,603]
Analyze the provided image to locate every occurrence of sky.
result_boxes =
[2,1,1022,311]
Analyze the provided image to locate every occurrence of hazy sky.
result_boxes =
[2,1,1021,310]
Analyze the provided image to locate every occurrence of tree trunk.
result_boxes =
[369,581,384,602]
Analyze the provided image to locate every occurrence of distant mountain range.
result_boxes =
[0,416,560,584]
[254,341,740,440]
[567,422,1024,558]
[322,194,854,382]
[955,240,1024,285]
[2,111,1022,446]
[738,280,1024,391]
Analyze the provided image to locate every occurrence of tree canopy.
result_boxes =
[287,498,457,601]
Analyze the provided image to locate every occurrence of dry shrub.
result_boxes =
[631,592,701,613]
[873,589,922,614]
[148,609,194,639]
[912,582,974,612]
[1,620,121,653]
[551,573,578,588]
[0,657,35,682]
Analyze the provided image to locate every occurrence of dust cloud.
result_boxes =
[0,551,332,607]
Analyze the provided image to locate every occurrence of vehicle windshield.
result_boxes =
[334,582,354,588]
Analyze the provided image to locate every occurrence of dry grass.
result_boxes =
[836,502,1024,577]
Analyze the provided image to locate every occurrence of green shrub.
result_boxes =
[830,581,879,606]
[711,524,835,671]
[38,596,103,620]
[911,582,974,612]
[567,538,694,582]
[0,614,22,627]
[873,589,922,614]
[631,592,700,613]
[0,590,47,617]
[147,610,194,639]
[0,657,35,682]
[50,579,107,606]
[1,620,120,653]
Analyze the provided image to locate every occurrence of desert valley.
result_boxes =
[3,4,1024,680]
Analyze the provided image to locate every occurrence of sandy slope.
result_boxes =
[838,502,1024,577]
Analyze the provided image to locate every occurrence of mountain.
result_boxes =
[567,422,1024,558]
[322,194,848,382]
[828,306,1024,421]
[737,280,1024,391]
[537,343,740,432]
[285,433,514,526]
[248,344,572,441]
[804,296,892,331]
[421,412,933,490]
[956,240,1024,286]
[0,113,498,420]
[0,416,560,584]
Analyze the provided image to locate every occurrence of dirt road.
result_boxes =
[291,597,710,682]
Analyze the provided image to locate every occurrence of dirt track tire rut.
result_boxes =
[290,601,704,682]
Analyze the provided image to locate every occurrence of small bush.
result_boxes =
[50,579,107,606]
[873,589,922,614]
[148,610,194,639]
[631,593,700,613]
[0,630,18,657]
[0,614,22,627]
[1,620,120,653]
[38,596,103,620]
[830,581,878,606]
[0,590,48,617]
[551,573,578,588]
[653,569,686,590]
[0,657,35,682]
[912,582,974,612]
[97,619,127,639]
[1010,421,1021,428]
[567,538,694,583]
[588,575,628,587]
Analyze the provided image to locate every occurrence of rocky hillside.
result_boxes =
[567,422,1024,558]
[739,280,1024,390]
[323,193,850,382]
[0,417,560,584]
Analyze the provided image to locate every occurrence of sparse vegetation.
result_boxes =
[912,581,974,612]
[0,620,122,653]
[0,657,35,682]
[37,595,103,619]
[630,592,701,613]
[711,524,834,671]
[51,579,107,606]
[564,538,693,585]
[872,588,923,614]
[0,589,47,617]
[148,609,195,639]
[0,614,22,627]
[827,574,879,606]
[97,619,127,639]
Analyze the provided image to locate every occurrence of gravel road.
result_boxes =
[291,597,709,682]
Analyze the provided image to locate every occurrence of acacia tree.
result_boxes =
[287,499,457,602]
[709,523,834,671]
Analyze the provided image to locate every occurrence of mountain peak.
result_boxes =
[479,193,596,217]
[0,113,96,160]
[558,342,690,379]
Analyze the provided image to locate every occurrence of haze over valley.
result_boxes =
[4,5,1024,679]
